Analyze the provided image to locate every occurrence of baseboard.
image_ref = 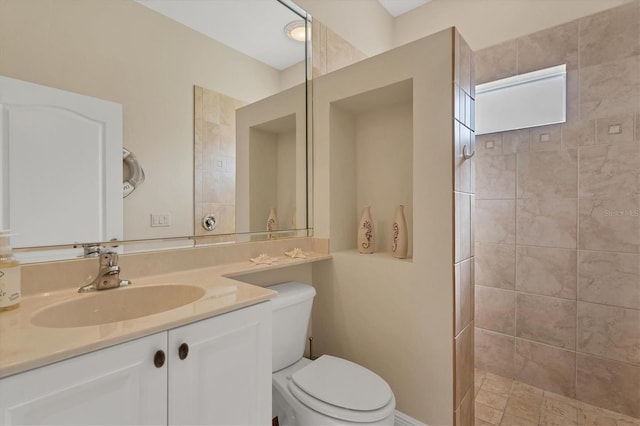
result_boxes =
[394,410,427,426]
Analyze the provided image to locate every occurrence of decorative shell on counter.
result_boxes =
[284,248,307,259]
[250,253,276,265]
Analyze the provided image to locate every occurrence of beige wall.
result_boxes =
[312,30,455,424]
[474,1,640,419]
[0,0,285,241]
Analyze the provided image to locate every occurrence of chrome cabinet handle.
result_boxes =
[463,144,475,160]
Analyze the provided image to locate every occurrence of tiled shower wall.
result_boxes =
[194,85,245,237]
[474,0,640,419]
[454,31,476,426]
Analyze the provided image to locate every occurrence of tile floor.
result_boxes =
[474,369,640,426]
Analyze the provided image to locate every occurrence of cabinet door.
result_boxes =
[168,302,272,425]
[0,333,167,425]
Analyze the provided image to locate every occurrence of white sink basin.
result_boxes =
[31,284,206,328]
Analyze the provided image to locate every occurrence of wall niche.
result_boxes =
[329,79,414,259]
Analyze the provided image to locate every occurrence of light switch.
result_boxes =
[540,133,550,142]
[486,140,495,149]
[151,213,171,227]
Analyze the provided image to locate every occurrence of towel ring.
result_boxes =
[123,148,145,198]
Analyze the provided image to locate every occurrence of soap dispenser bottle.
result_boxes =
[0,230,21,311]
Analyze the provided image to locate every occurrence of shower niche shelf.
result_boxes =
[328,79,414,259]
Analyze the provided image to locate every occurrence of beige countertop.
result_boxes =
[0,252,331,379]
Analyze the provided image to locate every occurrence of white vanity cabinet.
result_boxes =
[168,300,272,425]
[0,301,272,426]
[0,332,168,425]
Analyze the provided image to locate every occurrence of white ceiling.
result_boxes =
[377,0,432,17]
[136,0,305,71]
[136,0,433,71]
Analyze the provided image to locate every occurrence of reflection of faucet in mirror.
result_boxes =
[78,249,131,293]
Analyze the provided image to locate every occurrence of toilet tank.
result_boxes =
[269,282,316,372]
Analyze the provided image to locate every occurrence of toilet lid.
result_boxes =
[291,355,393,411]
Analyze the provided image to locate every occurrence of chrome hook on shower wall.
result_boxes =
[463,144,475,160]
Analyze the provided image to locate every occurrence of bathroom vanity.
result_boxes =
[0,250,330,425]
[0,303,270,425]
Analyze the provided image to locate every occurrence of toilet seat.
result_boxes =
[287,355,395,423]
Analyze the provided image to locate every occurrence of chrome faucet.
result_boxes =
[78,249,131,293]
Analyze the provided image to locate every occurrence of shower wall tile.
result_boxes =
[326,29,367,74]
[474,243,515,290]
[576,353,640,418]
[455,192,472,262]
[578,250,640,310]
[562,119,596,148]
[202,122,221,164]
[577,302,640,365]
[516,198,577,249]
[516,293,576,349]
[517,21,579,73]
[455,388,473,426]
[455,122,473,193]
[514,339,576,398]
[517,150,578,199]
[476,200,515,244]
[475,40,517,85]
[530,124,562,152]
[516,246,577,299]
[475,286,515,335]
[455,31,473,96]
[566,70,580,122]
[579,0,640,68]
[202,89,221,124]
[456,323,474,407]
[579,143,640,198]
[470,195,475,255]
[502,128,531,153]
[578,197,640,253]
[596,114,636,145]
[455,259,474,335]
[476,133,504,156]
[312,20,327,77]
[475,328,515,378]
[475,154,516,200]
[580,56,640,120]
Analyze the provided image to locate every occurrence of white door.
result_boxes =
[0,75,122,254]
[0,333,167,425]
[168,302,272,425]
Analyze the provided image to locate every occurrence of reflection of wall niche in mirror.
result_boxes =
[194,85,245,242]
[236,84,307,239]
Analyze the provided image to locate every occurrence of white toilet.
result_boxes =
[270,282,396,425]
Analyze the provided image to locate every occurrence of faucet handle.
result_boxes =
[99,249,119,267]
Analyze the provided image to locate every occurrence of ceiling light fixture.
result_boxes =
[284,20,307,42]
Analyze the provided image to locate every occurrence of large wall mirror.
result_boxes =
[0,0,311,262]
